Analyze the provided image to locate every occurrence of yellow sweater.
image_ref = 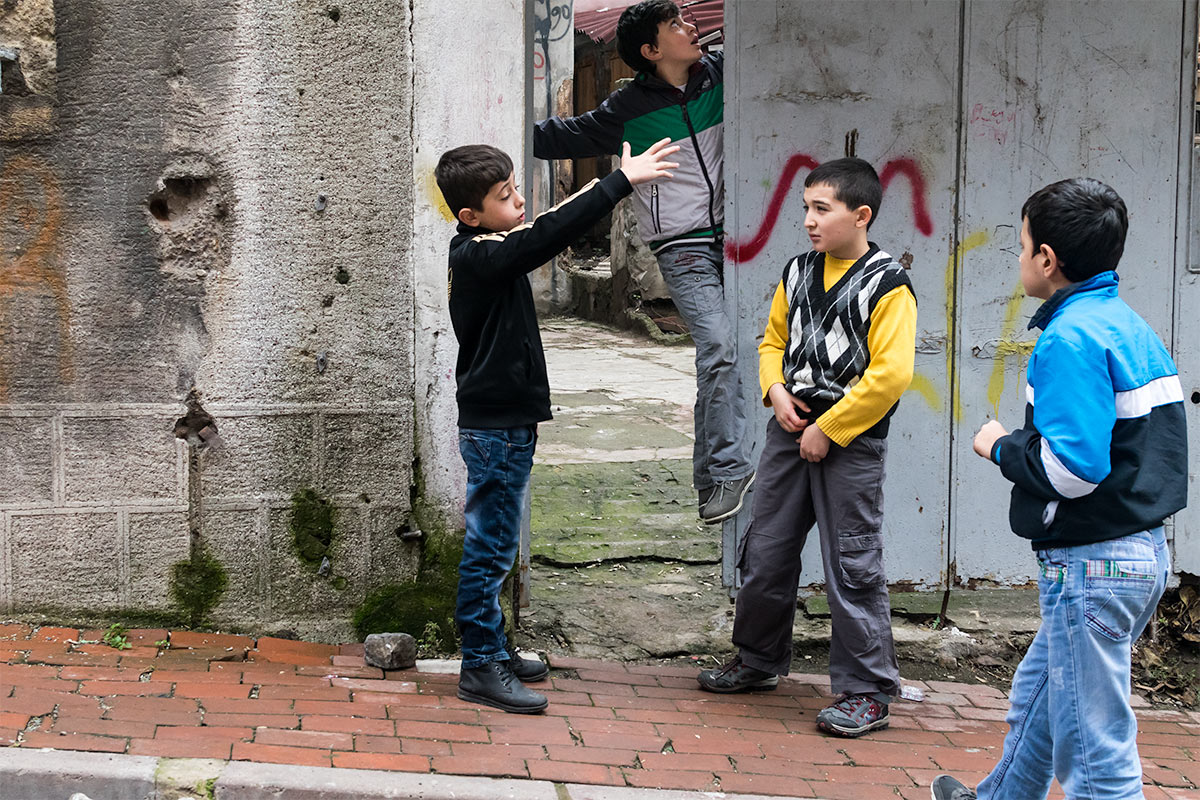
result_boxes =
[758,254,917,446]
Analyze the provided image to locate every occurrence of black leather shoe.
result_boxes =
[697,655,779,693]
[506,644,549,682]
[458,660,548,714]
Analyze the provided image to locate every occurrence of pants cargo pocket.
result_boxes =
[839,532,885,589]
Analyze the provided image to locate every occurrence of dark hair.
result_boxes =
[804,157,882,228]
[1021,178,1128,281]
[616,0,680,74]
[434,144,513,217]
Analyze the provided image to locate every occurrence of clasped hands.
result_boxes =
[767,383,830,462]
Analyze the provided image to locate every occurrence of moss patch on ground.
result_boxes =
[530,459,717,564]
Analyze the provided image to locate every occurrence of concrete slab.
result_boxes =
[0,748,157,800]
[215,761,559,800]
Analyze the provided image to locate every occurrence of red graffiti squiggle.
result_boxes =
[878,157,933,238]
[725,154,818,264]
[726,154,934,264]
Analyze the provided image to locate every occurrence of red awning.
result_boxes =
[574,0,723,46]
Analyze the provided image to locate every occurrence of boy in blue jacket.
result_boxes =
[933,178,1187,799]
[534,0,754,524]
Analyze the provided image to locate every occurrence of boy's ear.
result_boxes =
[1040,243,1064,279]
[855,205,873,229]
[640,41,662,64]
[457,206,480,226]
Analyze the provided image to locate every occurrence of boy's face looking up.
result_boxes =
[802,182,872,260]
[641,15,701,74]
[459,171,526,232]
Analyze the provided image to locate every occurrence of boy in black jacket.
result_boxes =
[434,139,677,713]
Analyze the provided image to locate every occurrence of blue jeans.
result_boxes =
[978,528,1169,800]
[656,243,752,490]
[455,425,536,669]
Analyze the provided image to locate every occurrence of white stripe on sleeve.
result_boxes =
[1040,441,1099,499]
[1114,375,1183,419]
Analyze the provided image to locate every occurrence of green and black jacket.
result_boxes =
[533,52,723,254]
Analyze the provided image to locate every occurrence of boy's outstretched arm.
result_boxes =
[458,140,678,285]
[533,91,626,160]
[976,335,1115,501]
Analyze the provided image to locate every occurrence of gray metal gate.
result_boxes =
[723,0,1200,591]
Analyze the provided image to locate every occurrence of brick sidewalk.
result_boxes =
[1,624,1198,799]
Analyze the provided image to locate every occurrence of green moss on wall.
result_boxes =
[290,488,336,568]
[169,541,228,628]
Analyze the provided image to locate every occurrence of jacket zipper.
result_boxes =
[681,97,719,239]
[651,185,661,234]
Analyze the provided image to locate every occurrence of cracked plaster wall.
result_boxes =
[0,0,523,639]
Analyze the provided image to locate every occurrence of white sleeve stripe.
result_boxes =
[1114,375,1184,419]
[1026,383,1035,406]
[1040,440,1099,499]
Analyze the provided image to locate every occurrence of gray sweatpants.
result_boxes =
[655,242,753,491]
[733,417,900,698]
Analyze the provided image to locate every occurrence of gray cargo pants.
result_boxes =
[732,417,900,698]
[655,242,752,491]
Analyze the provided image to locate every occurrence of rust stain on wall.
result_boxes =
[0,153,72,399]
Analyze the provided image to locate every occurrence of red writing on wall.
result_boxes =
[968,103,1016,146]
[726,154,934,264]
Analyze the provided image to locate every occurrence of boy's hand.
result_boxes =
[800,424,831,463]
[619,139,680,186]
[768,383,811,434]
[973,420,1008,460]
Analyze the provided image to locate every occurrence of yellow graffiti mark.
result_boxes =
[0,155,72,401]
[944,230,990,421]
[423,170,455,223]
[985,282,1038,417]
[906,372,941,411]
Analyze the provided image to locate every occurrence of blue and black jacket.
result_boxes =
[533,52,723,254]
[991,271,1187,549]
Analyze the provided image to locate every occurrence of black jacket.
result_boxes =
[448,171,633,428]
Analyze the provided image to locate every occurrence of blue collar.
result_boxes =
[1027,271,1119,331]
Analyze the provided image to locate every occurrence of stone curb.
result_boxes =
[0,748,157,800]
[0,749,811,800]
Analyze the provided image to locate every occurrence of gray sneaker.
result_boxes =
[815,693,889,737]
[698,485,715,511]
[700,472,756,524]
[931,774,976,800]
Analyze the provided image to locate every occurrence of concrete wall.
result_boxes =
[725,0,1200,589]
[527,0,577,312]
[0,0,524,639]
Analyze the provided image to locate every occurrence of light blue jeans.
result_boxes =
[655,242,752,491]
[455,425,536,669]
[978,527,1169,800]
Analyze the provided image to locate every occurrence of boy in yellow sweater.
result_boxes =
[697,158,916,738]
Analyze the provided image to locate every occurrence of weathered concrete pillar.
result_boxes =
[0,0,524,639]
[527,0,575,312]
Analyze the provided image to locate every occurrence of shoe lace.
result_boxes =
[716,655,743,677]
[492,660,518,688]
[832,693,875,714]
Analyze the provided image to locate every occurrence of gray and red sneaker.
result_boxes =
[815,693,889,737]
[931,774,976,799]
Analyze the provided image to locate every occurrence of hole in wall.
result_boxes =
[146,177,214,225]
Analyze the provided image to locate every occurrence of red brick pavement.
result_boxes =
[1,623,1198,798]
